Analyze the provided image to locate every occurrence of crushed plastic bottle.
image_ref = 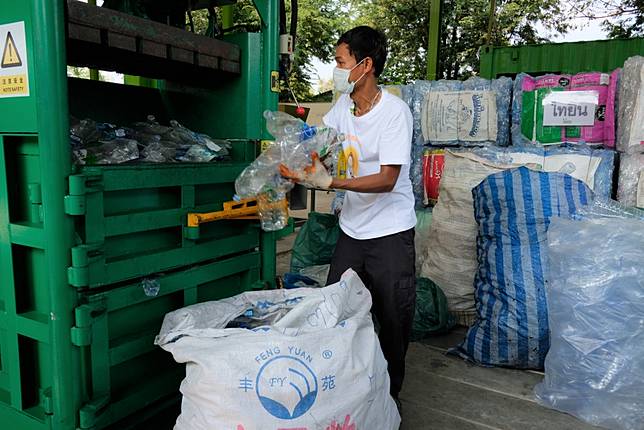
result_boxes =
[72,138,140,165]
[70,115,232,165]
[142,277,161,297]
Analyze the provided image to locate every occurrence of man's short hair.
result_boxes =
[337,26,388,77]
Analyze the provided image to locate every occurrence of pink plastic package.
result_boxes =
[564,70,620,148]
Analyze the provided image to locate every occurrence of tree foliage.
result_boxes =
[349,0,572,83]
[569,0,644,38]
[189,0,342,101]
[280,0,344,101]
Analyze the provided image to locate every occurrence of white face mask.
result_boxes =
[333,58,367,94]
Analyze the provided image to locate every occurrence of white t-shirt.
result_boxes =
[323,90,417,240]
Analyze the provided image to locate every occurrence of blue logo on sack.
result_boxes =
[255,356,318,420]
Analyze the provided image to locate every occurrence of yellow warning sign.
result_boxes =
[0,75,27,96]
[0,22,29,98]
[2,32,22,68]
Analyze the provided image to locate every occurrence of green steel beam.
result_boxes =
[426,0,442,80]
[221,5,234,29]
[88,0,99,81]
[32,0,79,428]
[253,0,280,137]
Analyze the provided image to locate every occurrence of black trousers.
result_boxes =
[326,228,416,398]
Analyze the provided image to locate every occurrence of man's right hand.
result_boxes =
[279,152,333,190]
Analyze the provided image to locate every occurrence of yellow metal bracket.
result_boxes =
[187,198,260,228]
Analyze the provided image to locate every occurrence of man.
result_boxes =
[283,26,416,411]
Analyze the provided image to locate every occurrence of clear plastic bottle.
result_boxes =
[263,110,318,144]
[257,190,289,231]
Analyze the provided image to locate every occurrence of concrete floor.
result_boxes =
[400,329,598,430]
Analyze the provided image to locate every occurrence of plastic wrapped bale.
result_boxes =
[412,77,512,147]
[497,145,615,200]
[617,56,644,154]
[534,216,644,430]
[410,144,426,207]
[617,153,644,208]
[512,71,619,147]
[155,269,401,430]
[384,84,414,108]
[420,150,525,319]
[453,168,592,368]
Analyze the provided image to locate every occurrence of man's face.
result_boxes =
[335,42,366,83]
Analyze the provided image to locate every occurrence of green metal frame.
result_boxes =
[479,37,644,78]
[426,0,442,80]
[0,1,283,429]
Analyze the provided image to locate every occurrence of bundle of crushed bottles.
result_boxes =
[69,115,232,165]
[235,110,343,231]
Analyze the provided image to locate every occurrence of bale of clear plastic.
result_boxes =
[534,211,644,430]
[412,77,512,147]
[617,56,644,154]
[617,152,644,208]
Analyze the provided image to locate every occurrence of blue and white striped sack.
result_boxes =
[453,167,593,368]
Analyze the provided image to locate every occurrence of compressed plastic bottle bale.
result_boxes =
[453,168,592,369]
[534,216,644,430]
[617,56,644,154]
[413,77,512,147]
[617,152,644,208]
[409,144,425,207]
[512,71,619,147]
[384,84,414,109]
[499,144,615,200]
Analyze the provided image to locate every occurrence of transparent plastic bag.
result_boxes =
[617,56,644,154]
[576,198,644,220]
[617,153,644,208]
[534,215,644,430]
